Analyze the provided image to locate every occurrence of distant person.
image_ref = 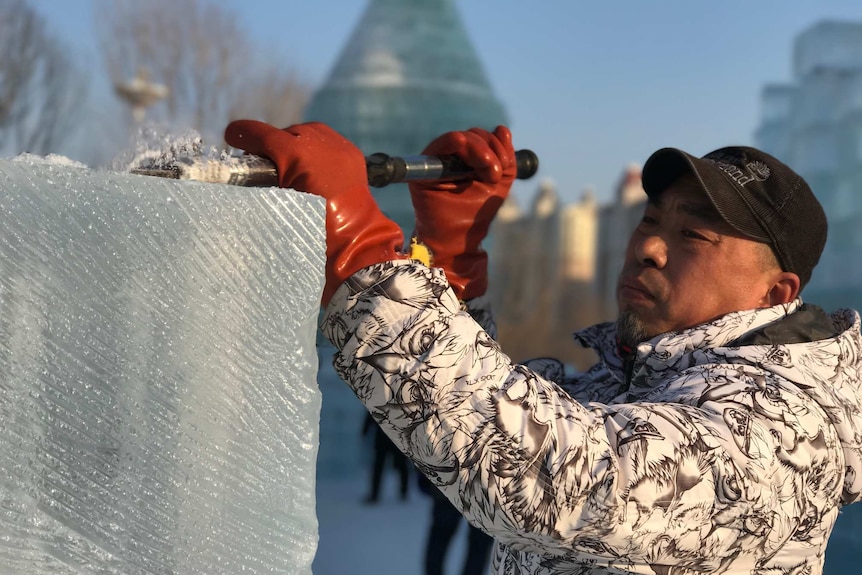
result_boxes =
[225,118,862,575]
[418,472,493,575]
[362,411,410,504]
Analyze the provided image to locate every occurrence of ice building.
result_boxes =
[488,167,645,371]
[303,0,508,236]
[489,179,598,364]
[754,20,862,311]
[305,0,509,480]
[594,164,646,321]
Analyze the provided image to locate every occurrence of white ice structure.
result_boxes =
[754,20,862,311]
[0,157,326,575]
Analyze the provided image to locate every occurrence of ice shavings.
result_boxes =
[11,152,89,168]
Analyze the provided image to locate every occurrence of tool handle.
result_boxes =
[131,150,539,188]
[366,149,539,187]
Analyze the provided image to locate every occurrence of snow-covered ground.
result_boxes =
[313,471,475,575]
[313,468,862,575]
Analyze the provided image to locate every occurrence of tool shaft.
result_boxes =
[131,150,539,188]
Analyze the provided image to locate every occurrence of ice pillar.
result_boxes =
[0,157,325,575]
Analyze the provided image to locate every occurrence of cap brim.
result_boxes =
[641,148,771,243]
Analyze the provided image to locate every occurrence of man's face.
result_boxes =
[615,173,781,346]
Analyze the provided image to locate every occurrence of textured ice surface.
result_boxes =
[0,158,326,575]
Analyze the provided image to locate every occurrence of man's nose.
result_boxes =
[634,233,667,268]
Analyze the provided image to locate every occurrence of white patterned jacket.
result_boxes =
[320,260,862,575]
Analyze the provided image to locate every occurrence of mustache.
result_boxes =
[618,271,657,299]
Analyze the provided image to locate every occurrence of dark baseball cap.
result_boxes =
[641,146,827,289]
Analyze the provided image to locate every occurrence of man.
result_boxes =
[224,119,862,575]
[362,410,411,504]
[418,469,494,575]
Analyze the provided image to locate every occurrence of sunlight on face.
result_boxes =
[615,173,784,346]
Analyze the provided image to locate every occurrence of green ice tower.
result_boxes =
[303,0,509,237]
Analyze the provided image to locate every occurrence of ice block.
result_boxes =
[0,157,326,575]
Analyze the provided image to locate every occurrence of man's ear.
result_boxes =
[765,272,801,306]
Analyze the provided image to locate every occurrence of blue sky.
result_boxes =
[26,0,862,205]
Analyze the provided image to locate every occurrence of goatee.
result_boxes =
[615,309,652,349]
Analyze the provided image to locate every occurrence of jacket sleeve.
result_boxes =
[321,261,837,567]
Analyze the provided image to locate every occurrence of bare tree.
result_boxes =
[228,68,310,129]
[0,0,86,156]
[97,0,310,146]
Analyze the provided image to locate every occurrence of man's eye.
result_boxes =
[640,215,658,226]
[682,229,707,240]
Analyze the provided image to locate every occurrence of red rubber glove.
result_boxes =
[224,120,405,306]
[409,126,516,301]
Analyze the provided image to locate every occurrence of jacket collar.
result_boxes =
[575,299,804,390]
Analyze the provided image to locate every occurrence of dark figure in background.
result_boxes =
[419,473,493,575]
[362,412,410,504]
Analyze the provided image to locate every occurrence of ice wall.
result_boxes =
[0,157,326,575]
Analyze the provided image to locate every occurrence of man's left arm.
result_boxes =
[322,263,840,568]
